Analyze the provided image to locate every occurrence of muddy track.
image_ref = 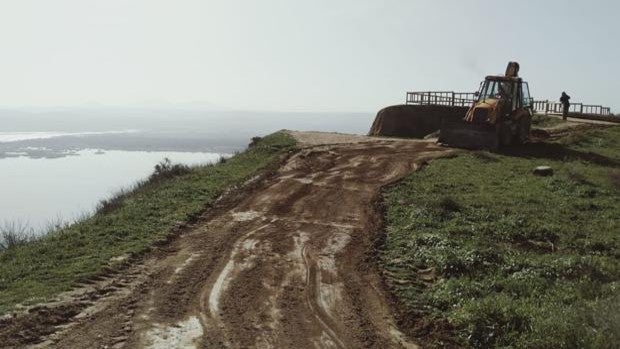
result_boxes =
[0,133,453,349]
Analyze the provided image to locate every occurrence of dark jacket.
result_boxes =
[560,93,571,106]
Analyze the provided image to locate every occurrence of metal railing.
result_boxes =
[532,100,612,116]
[406,91,476,107]
[405,91,615,118]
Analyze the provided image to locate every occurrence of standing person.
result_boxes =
[560,92,571,120]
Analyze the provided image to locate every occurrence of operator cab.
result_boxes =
[475,76,532,109]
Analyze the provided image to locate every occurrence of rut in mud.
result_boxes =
[1,133,453,348]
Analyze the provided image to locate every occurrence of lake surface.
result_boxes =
[0,149,223,232]
[0,108,375,234]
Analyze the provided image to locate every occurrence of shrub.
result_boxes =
[96,158,191,215]
[435,196,461,218]
[96,186,136,215]
[0,221,34,251]
[149,158,190,182]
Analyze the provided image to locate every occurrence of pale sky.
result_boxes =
[1,0,618,112]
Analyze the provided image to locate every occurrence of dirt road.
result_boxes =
[1,132,453,348]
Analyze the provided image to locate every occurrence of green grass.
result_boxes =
[381,126,620,348]
[531,113,567,128]
[0,132,296,314]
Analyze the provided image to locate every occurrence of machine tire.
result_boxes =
[514,114,532,144]
[499,122,512,147]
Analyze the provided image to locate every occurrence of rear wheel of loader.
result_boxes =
[515,115,532,144]
[499,122,513,147]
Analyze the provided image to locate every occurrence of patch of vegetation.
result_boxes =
[381,126,620,348]
[95,158,192,215]
[0,222,35,251]
[0,132,296,314]
[531,113,566,128]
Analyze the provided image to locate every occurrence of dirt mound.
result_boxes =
[368,105,468,138]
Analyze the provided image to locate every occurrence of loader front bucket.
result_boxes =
[438,119,499,150]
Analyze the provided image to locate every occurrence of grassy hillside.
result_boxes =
[531,113,566,128]
[381,126,620,348]
[0,132,296,314]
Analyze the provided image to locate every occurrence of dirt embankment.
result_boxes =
[0,132,454,349]
[368,105,468,138]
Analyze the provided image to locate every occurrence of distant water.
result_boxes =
[0,149,223,233]
[0,109,375,234]
[0,130,137,143]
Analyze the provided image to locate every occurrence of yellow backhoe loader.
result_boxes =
[438,62,533,149]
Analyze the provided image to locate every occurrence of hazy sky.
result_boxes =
[1,0,618,112]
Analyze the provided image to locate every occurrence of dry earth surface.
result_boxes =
[0,131,455,349]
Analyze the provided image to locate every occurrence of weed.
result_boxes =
[381,126,620,347]
[472,151,500,163]
[610,169,620,190]
[0,221,34,250]
[96,186,136,214]
[0,131,297,314]
[436,196,461,215]
[96,158,192,215]
[150,158,191,182]
[531,114,565,128]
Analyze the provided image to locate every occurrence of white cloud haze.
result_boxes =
[1,0,618,112]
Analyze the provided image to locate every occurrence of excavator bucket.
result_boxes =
[438,118,499,150]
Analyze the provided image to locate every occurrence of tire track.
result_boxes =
[1,134,453,349]
[301,244,346,349]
